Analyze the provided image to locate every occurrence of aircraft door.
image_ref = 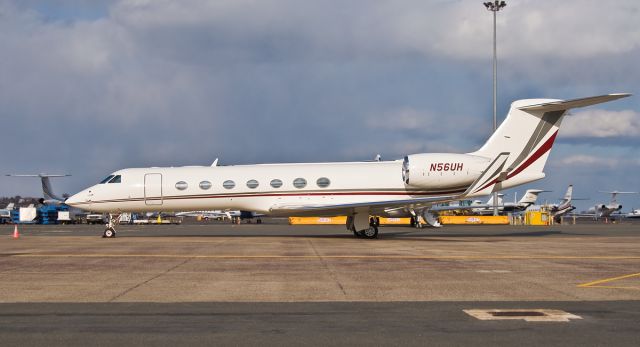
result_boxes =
[144,173,163,205]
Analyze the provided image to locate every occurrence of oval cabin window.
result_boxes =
[222,180,235,189]
[316,177,330,188]
[175,181,188,190]
[270,179,283,188]
[293,178,307,189]
[199,181,212,190]
[246,179,259,189]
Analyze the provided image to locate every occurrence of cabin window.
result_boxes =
[223,180,235,189]
[175,181,188,190]
[293,178,307,189]
[316,177,330,188]
[270,179,283,188]
[99,175,114,184]
[108,175,122,184]
[246,179,259,189]
[199,181,212,190]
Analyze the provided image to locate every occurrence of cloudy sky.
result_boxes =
[1,0,639,211]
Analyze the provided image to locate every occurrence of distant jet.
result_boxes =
[431,189,546,215]
[585,191,639,219]
[547,185,581,223]
[6,174,71,205]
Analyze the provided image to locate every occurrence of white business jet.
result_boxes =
[585,191,638,220]
[66,94,630,238]
[6,174,71,205]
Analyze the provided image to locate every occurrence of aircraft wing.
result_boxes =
[269,194,461,217]
[429,204,492,212]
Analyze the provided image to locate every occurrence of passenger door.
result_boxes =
[144,173,163,205]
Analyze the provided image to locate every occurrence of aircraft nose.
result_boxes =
[65,193,82,206]
[65,190,92,208]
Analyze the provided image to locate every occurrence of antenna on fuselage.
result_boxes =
[211,158,219,167]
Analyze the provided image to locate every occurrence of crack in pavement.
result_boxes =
[108,257,194,302]
[307,239,347,297]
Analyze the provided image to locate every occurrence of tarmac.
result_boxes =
[1,220,639,346]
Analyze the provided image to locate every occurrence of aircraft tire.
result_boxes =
[361,225,378,239]
[103,228,116,238]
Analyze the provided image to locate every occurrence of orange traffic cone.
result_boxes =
[12,225,20,239]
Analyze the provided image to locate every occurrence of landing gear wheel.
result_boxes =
[361,225,378,239]
[103,227,116,238]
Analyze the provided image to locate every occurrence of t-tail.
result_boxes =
[518,189,547,207]
[6,174,71,204]
[466,93,630,197]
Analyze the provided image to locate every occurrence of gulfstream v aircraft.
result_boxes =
[65,94,630,238]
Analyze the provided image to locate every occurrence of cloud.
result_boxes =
[0,0,639,211]
[553,154,640,168]
[561,109,640,138]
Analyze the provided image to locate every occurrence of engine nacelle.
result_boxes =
[401,153,490,189]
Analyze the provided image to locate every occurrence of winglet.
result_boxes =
[463,152,510,196]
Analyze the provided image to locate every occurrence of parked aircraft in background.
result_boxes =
[626,209,640,219]
[475,189,547,215]
[65,94,630,238]
[431,189,546,215]
[585,191,638,219]
[6,174,71,205]
[546,185,581,223]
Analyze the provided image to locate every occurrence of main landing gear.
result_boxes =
[346,215,379,239]
[103,213,120,238]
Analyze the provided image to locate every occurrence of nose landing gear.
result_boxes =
[103,213,120,238]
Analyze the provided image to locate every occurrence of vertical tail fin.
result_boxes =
[518,189,546,205]
[470,94,630,190]
[6,174,71,203]
[563,185,573,203]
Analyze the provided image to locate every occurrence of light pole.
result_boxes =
[483,1,506,216]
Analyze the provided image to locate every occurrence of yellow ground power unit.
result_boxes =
[288,217,348,225]
[524,211,551,226]
[289,217,414,225]
[439,215,510,225]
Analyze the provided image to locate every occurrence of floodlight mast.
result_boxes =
[483,1,506,216]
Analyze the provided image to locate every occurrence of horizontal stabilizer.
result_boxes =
[518,93,630,112]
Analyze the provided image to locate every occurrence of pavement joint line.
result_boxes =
[307,239,347,297]
[7,254,640,260]
[577,272,640,290]
[108,256,195,302]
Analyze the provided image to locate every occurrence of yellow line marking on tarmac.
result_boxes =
[578,272,640,290]
[9,254,640,260]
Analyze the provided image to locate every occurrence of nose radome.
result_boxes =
[65,193,82,206]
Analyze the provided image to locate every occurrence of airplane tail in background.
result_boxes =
[6,174,71,203]
[470,94,630,191]
[518,189,546,206]
[562,185,574,204]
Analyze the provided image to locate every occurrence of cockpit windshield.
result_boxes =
[99,175,115,184]
[108,175,122,184]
